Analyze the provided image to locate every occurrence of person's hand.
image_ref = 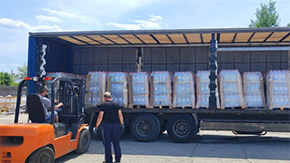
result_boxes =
[120,124,125,133]
[94,126,99,135]
[57,102,63,108]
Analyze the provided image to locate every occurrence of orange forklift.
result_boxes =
[0,76,91,163]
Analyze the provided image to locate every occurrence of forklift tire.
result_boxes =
[75,129,91,154]
[27,146,54,163]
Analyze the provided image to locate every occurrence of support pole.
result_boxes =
[136,47,143,72]
[209,33,218,109]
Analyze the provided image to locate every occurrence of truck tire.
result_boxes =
[27,146,54,163]
[76,129,91,154]
[130,114,161,142]
[166,114,197,143]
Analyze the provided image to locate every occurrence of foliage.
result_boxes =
[15,63,27,82]
[249,0,280,28]
[0,72,15,86]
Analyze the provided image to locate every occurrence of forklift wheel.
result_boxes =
[27,146,54,163]
[76,129,91,154]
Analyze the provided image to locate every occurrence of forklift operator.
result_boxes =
[38,86,63,123]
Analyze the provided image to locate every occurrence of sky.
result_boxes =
[0,0,289,74]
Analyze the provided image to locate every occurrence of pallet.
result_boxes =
[271,107,290,111]
[175,106,195,109]
[128,104,149,109]
[150,105,173,109]
[222,106,245,110]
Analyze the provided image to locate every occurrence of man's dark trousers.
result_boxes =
[102,122,121,162]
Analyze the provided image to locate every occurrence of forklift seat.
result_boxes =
[26,94,46,123]
[26,94,68,137]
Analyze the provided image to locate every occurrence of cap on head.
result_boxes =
[39,86,49,93]
[104,92,111,98]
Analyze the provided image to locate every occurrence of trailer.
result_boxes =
[27,27,290,143]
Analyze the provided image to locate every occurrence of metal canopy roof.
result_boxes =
[30,27,290,47]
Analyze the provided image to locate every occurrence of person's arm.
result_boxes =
[95,111,104,127]
[118,109,124,125]
[55,102,63,109]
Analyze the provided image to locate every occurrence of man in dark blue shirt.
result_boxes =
[96,92,124,163]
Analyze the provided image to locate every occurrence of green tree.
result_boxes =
[249,0,280,28]
[287,22,290,27]
[14,63,27,82]
[0,72,14,86]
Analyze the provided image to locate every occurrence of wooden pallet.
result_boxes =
[150,105,173,109]
[176,106,195,109]
[128,104,149,109]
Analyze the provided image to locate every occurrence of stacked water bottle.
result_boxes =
[267,70,290,109]
[86,71,106,106]
[46,72,77,100]
[243,72,265,108]
[150,71,172,107]
[219,70,245,109]
[196,71,220,108]
[129,72,149,107]
[107,72,128,107]
[173,72,195,108]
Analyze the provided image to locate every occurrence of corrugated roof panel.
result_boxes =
[58,36,87,45]
[103,35,129,44]
[153,34,171,44]
[267,32,289,42]
[235,32,253,42]
[220,33,235,43]
[282,34,290,42]
[136,34,157,44]
[168,34,186,43]
[202,33,212,43]
[87,35,114,44]
[73,36,100,45]
[185,33,201,43]
[251,32,271,42]
[119,34,142,44]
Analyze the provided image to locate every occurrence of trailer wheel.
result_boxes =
[131,114,160,142]
[166,114,197,143]
[27,146,54,163]
[76,129,91,154]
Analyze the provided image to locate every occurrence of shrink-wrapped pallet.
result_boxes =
[46,72,77,100]
[219,70,245,109]
[243,72,266,108]
[85,72,106,106]
[128,72,150,108]
[196,71,220,108]
[150,71,172,108]
[173,72,195,108]
[267,70,290,110]
[107,72,128,108]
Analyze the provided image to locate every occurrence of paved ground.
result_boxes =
[1,113,290,163]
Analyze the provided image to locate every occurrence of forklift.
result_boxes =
[0,76,91,163]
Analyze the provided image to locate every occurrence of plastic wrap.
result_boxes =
[267,70,290,109]
[107,72,128,107]
[243,72,266,108]
[150,71,172,107]
[129,72,149,107]
[173,72,195,108]
[219,70,245,109]
[85,72,106,106]
[196,71,220,108]
[46,72,77,100]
